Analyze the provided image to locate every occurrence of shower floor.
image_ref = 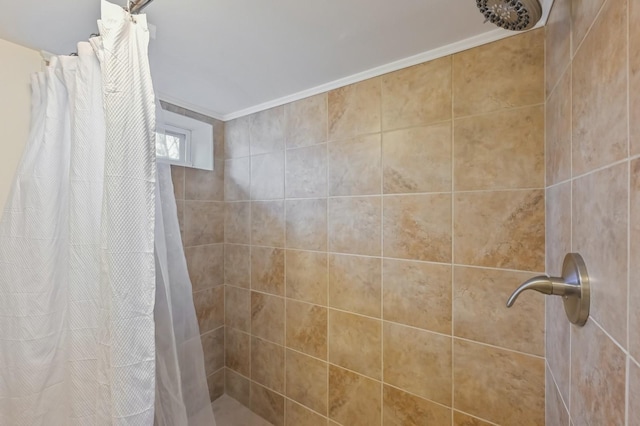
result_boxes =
[212,394,273,426]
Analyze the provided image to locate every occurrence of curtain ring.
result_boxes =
[125,1,136,22]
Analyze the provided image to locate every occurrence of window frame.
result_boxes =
[156,107,214,171]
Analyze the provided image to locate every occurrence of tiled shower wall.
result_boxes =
[222,30,547,425]
[545,0,640,424]
[165,102,227,402]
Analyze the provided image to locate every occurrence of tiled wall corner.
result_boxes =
[222,28,546,425]
[167,101,226,403]
[545,0,638,424]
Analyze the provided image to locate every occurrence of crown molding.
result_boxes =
[222,27,518,121]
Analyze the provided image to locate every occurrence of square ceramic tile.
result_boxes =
[285,144,327,198]
[328,310,381,379]
[285,93,328,149]
[184,201,224,246]
[250,382,285,426]
[545,0,571,96]
[285,299,327,359]
[225,202,251,244]
[328,196,381,256]
[225,244,250,289]
[381,57,452,130]
[251,292,285,345]
[383,194,451,262]
[630,159,640,359]
[382,122,452,194]
[225,157,251,201]
[251,337,285,393]
[383,322,451,405]
[454,190,544,271]
[285,399,326,426]
[285,199,327,251]
[250,106,285,156]
[225,368,250,407]
[285,250,328,305]
[251,246,285,296]
[185,244,223,291]
[225,285,251,332]
[225,327,250,377]
[328,134,381,196]
[251,201,285,248]
[185,166,223,201]
[453,266,544,356]
[194,286,224,333]
[328,254,381,318]
[453,29,544,117]
[224,116,251,159]
[453,339,544,425]
[570,321,626,425]
[328,365,381,426]
[285,349,328,415]
[383,259,451,334]
[251,152,285,200]
[545,367,570,426]
[328,78,381,141]
[383,385,451,425]
[572,0,628,175]
[572,163,628,344]
[454,105,544,191]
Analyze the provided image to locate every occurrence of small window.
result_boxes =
[156,125,192,165]
[156,107,214,170]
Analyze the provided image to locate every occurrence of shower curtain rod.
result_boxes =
[129,0,154,14]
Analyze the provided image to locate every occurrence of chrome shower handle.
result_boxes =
[506,253,590,326]
[506,276,579,307]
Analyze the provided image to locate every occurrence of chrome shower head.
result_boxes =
[476,0,542,31]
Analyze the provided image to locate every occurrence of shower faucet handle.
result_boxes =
[506,276,578,307]
[506,253,590,326]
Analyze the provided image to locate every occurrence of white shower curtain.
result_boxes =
[154,163,216,426]
[0,1,215,425]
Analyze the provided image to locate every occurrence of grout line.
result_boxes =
[282,115,289,425]
[222,245,546,275]
[626,4,631,422]
[378,75,384,426]
[546,58,572,103]
[630,354,640,370]
[542,6,548,385]
[571,0,610,59]
[546,360,571,422]
[450,55,456,420]
[568,49,574,420]
[627,355,631,426]
[325,92,331,425]
[542,20,552,424]
[591,317,630,357]
[625,0,635,426]
[452,409,500,426]
[571,157,633,181]
[248,146,253,405]
[453,101,546,121]
[229,187,546,203]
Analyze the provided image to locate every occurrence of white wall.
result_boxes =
[0,38,41,210]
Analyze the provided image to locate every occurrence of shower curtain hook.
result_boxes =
[125,1,137,22]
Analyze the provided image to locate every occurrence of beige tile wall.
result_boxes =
[545,0,639,424]
[165,102,226,402]
[222,30,546,425]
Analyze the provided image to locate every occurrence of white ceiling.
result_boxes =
[0,0,554,120]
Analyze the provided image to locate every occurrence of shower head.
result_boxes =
[476,0,542,31]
